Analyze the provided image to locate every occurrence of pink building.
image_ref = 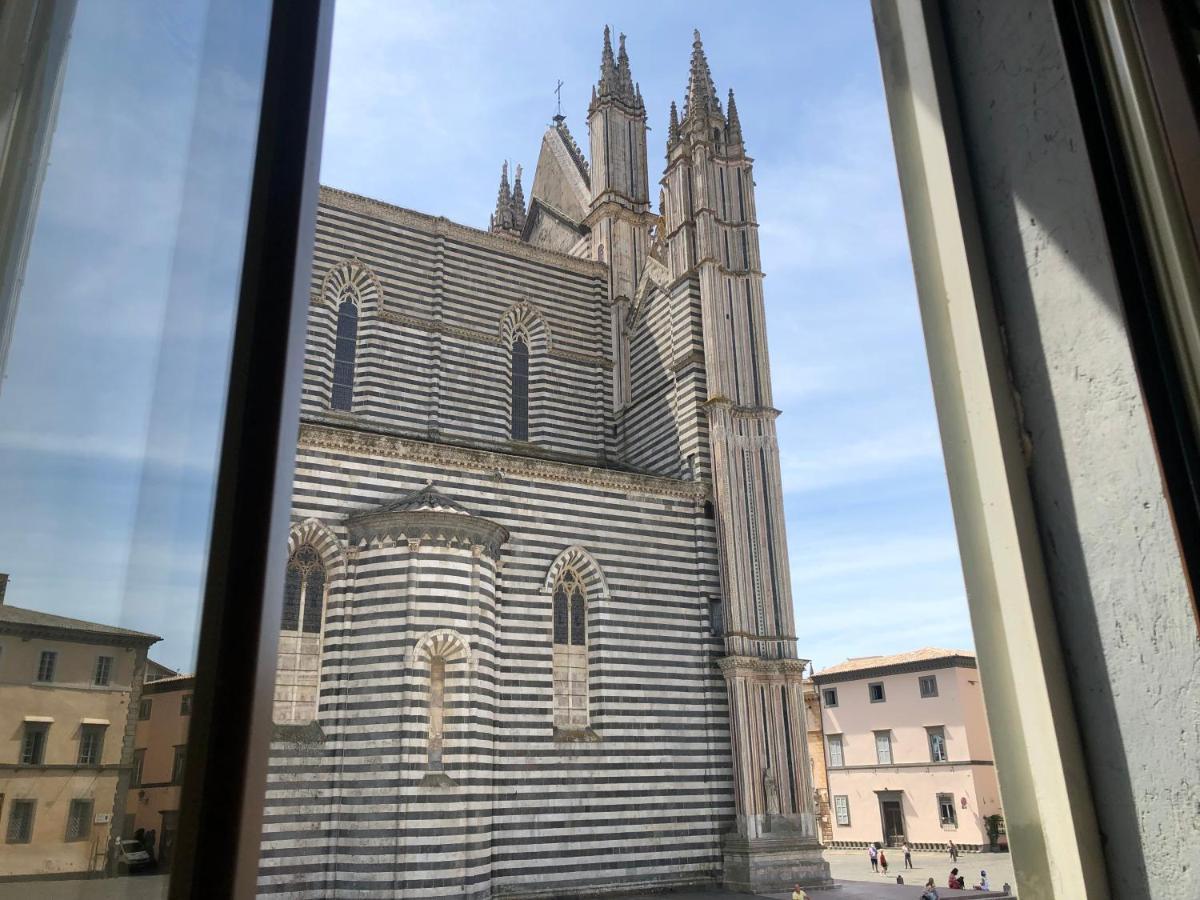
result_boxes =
[813,649,1004,851]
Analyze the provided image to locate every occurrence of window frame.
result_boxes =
[77,724,106,766]
[329,290,358,411]
[833,794,851,826]
[919,674,938,697]
[822,687,838,707]
[172,744,187,786]
[510,334,530,441]
[6,799,35,844]
[36,649,56,683]
[20,722,47,765]
[65,798,93,842]
[937,792,958,828]
[826,733,845,768]
[868,681,886,703]
[138,698,152,721]
[131,748,146,788]
[181,693,193,716]
[93,655,113,686]
[928,725,948,763]
[874,730,893,765]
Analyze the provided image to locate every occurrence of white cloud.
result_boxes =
[779,422,944,494]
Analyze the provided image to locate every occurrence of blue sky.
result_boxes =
[0,1,971,672]
[318,1,972,668]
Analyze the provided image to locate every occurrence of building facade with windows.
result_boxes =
[258,28,830,899]
[813,648,1003,851]
[123,672,193,869]
[0,583,158,878]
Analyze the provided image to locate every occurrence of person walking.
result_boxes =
[879,848,889,876]
[948,840,958,863]
[903,841,914,869]
[868,843,878,872]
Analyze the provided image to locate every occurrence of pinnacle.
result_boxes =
[594,25,641,108]
[511,163,527,232]
[684,28,722,124]
[490,161,518,235]
[726,88,743,145]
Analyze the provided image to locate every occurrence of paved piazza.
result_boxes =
[0,853,1017,900]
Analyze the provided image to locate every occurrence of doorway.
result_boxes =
[879,796,906,847]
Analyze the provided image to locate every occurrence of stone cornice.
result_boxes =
[319,186,607,278]
[717,655,810,678]
[0,622,158,649]
[828,759,995,773]
[812,655,978,686]
[583,199,657,230]
[348,509,508,559]
[299,422,709,502]
[704,399,783,419]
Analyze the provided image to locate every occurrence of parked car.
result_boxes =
[116,839,153,874]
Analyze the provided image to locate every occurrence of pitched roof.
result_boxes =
[814,647,975,679]
[0,604,161,644]
[362,481,473,517]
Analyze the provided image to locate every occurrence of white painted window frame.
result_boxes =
[871,2,1110,896]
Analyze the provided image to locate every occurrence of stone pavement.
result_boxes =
[820,847,1017,896]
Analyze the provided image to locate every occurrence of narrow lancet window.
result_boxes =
[552,567,588,729]
[428,657,446,769]
[511,336,529,440]
[282,544,325,634]
[331,293,358,411]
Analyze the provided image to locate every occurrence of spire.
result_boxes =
[490,161,517,236]
[668,101,680,145]
[617,33,634,96]
[684,29,722,126]
[593,26,641,108]
[599,25,617,95]
[726,88,743,146]
[510,164,526,232]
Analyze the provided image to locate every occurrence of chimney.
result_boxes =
[0,573,8,605]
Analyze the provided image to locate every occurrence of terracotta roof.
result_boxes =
[0,604,160,643]
[815,647,974,678]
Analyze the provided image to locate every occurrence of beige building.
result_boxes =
[0,580,158,878]
[802,679,832,845]
[813,648,1003,851]
[124,672,193,868]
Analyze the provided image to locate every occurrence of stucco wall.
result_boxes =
[940,3,1200,897]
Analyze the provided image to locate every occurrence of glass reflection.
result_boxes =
[0,0,270,889]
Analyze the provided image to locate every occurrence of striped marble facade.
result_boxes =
[257,190,735,898]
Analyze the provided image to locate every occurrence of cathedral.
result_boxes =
[257,29,831,898]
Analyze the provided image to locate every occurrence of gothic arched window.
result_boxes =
[552,567,588,728]
[511,336,529,441]
[331,293,358,411]
[281,544,325,634]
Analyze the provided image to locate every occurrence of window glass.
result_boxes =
[875,731,893,765]
[94,655,114,686]
[827,734,844,767]
[929,727,948,762]
[0,0,272,887]
[833,794,850,826]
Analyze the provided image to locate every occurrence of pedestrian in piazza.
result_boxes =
[868,843,879,872]
[948,839,958,862]
[903,841,914,869]
[879,847,889,876]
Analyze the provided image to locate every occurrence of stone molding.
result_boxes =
[299,422,709,502]
[347,508,508,559]
[812,654,978,685]
[542,545,611,599]
[717,655,810,679]
[317,256,383,309]
[319,185,607,278]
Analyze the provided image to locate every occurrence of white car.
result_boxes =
[116,839,153,873]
